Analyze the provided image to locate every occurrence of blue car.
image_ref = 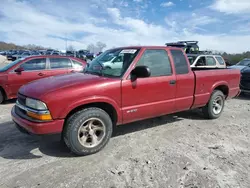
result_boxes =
[230,58,250,71]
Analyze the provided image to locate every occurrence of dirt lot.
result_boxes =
[0,57,250,188]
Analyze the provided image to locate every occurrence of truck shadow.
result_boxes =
[2,99,16,105]
[112,109,204,137]
[0,110,204,159]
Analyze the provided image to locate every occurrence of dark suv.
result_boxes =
[240,66,250,94]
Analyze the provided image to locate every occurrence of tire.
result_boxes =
[202,90,225,119]
[0,90,4,104]
[63,107,113,156]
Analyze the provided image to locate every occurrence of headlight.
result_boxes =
[26,98,47,110]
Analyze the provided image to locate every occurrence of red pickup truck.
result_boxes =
[0,55,86,103]
[11,46,241,156]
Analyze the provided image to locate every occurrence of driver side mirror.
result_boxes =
[130,66,151,81]
[14,67,24,73]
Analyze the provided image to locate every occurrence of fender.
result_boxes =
[210,81,229,94]
[58,95,122,124]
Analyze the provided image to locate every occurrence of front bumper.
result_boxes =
[11,106,64,135]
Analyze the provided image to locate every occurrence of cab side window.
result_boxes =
[49,58,72,69]
[215,56,225,65]
[20,58,46,71]
[206,56,216,66]
[136,49,172,77]
[170,50,189,74]
[196,56,206,66]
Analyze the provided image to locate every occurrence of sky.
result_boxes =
[0,0,250,53]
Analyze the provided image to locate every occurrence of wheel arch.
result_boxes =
[213,85,229,99]
[65,102,119,126]
[0,86,7,101]
[211,81,229,99]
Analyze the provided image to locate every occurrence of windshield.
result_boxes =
[85,48,140,78]
[0,58,24,72]
[236,59,250,66]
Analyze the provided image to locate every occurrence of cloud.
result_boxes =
[0,0,250,53]
[210,0,250,14]
[161,1,175,7]
[165,12,220,33]
[133,0,143,2]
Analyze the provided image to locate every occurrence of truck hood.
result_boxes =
[19,73,112,99]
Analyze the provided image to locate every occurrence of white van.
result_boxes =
[188,54,226,68]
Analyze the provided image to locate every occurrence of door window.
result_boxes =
[196,56,206,66]
[49,58,72,69]
[215,56,225,65]
[206,57,216,66]
[136,49,172,77]
[20,58,46,71]
[170,50,189,74]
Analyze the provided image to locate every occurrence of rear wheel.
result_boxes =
[202,90,225,119]
[63,107,113,156]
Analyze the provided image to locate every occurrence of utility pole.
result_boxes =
[65,33,68,52]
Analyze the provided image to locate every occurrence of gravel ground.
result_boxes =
[0,57,250,188]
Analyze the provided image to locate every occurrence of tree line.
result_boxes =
[0,41,249,65]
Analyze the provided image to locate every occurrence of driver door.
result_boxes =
[121,49,176,124]
[7,57,47,96]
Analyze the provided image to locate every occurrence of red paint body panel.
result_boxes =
[0,55,86,100]
[121,75,176,124]
[192,68,241,108]
[12,46,241,135]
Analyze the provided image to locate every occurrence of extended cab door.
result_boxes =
[7,57,47,96]
[121,48,176,124]
[169,49,195,112]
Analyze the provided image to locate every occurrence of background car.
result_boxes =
[0,55,87,103]
[187,54,226,68]
[240,67,250,95]
[229,58,250,70]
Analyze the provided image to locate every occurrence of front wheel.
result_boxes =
[63,107,113,156]
[202,90,225,119]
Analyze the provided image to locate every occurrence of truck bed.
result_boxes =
[191,68,241,109]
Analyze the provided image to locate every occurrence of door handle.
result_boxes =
[38,73,45,76]
[169,80,176,85]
